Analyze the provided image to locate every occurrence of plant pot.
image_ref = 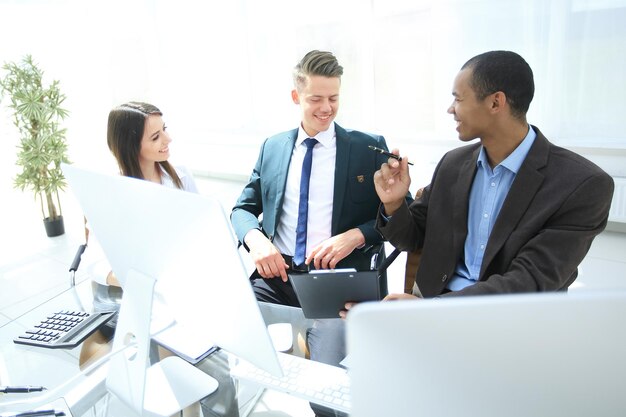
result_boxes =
[44,216,65,237]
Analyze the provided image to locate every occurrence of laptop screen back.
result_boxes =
[347,291,626,417]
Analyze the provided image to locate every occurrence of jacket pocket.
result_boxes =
[349,173,377,203]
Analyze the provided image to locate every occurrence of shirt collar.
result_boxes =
[296,122,336,148]
[477,125,537,174]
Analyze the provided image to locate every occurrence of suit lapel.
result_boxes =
[332,124,349,235]
[272,130,298,228]
[480,129,549,277]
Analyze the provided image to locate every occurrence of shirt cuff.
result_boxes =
[379,205,392,223]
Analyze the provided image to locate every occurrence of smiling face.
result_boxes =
[292,75,340,137]
[447,68,493,142]
[139,114,171,165]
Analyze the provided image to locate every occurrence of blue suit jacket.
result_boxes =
[231,123,403,266]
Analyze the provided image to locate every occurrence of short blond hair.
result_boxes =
[293,50,343,91]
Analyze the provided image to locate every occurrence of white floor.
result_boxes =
[1,174,625,416]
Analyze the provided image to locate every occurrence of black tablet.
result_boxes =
[289,269,386,319]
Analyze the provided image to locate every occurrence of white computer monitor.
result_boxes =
[62,164,281,414]
[347,291,626,417]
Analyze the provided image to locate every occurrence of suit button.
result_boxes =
[441,274,448,282]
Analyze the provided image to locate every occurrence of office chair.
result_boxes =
[403,187,425,296]
[404,248,422,295]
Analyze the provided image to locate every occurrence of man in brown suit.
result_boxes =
[362,50,614,301]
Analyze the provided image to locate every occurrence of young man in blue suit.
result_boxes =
[368,50,614,301]
[231,50,407,416]
[232,50,392,287]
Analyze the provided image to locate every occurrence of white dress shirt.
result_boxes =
[273,123,336,257]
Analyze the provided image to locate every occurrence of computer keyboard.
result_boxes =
[14,310,116,349]
[232,351,351,413]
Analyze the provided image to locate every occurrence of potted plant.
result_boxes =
[0,55,70,237]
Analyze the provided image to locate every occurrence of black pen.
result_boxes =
[0,385,47,393]
[7,410,65,417]
[368,146,414,166]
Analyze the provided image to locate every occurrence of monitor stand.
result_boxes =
[106,270,218,416]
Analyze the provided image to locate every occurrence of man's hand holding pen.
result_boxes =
[368,145,414,166]
[372,148,412,216]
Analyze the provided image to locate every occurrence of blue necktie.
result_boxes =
[294,138,318,266]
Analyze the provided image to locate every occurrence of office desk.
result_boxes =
[0,280,316,417]
[0,278,96,382]
[0,279,106,416]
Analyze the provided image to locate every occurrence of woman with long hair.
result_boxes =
[79,102,204,417]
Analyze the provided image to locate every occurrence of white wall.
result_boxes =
[1,0,625,219]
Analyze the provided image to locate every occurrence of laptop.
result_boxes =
[346,291,626,417]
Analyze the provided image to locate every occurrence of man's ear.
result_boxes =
[291,89,300,104]
[491,91,506,113]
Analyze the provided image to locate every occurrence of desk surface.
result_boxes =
[0,279,94,387]
[0,279,98,416]
[0,279,316,417]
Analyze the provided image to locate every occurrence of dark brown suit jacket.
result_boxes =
[378,126,614,298]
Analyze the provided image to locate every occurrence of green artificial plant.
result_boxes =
[0,54,70,222]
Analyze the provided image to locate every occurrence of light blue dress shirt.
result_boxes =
[447,126,537,291]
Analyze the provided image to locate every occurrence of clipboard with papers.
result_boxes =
[289,248,402,319]
[289,269,386,319]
